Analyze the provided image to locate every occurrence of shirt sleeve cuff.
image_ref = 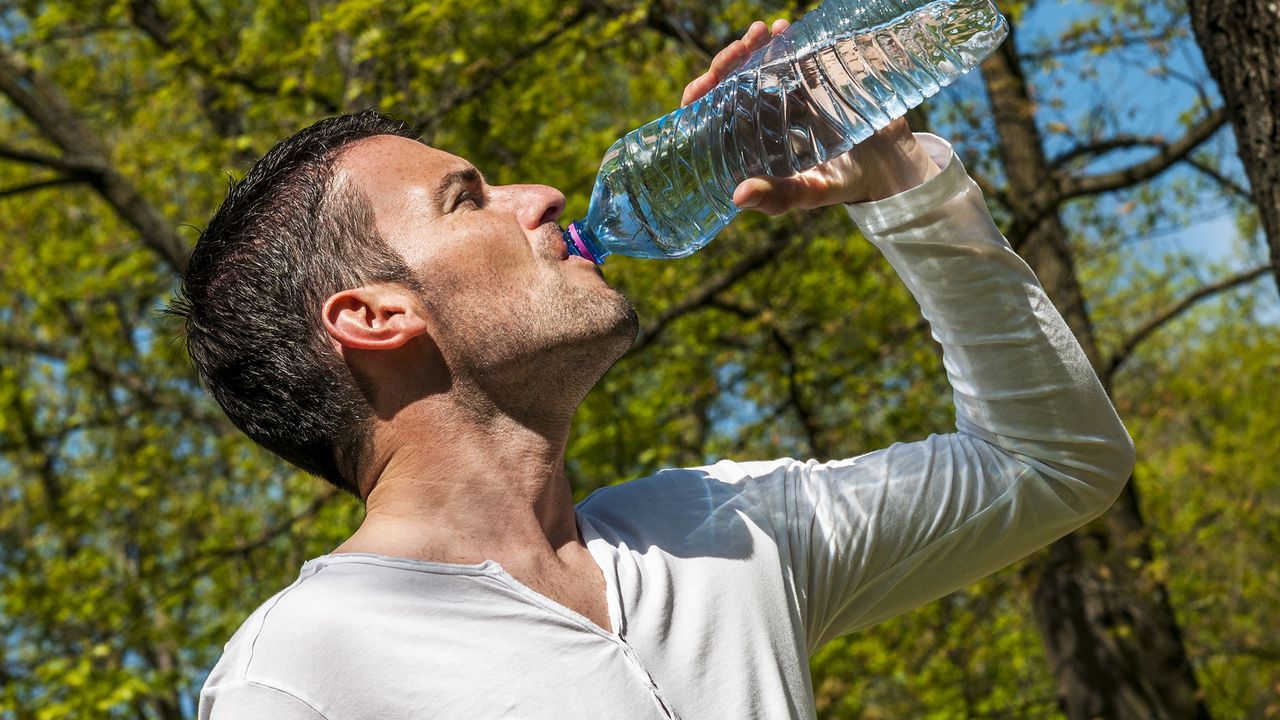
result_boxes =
[844,133,971,236]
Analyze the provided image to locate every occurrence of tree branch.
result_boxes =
[127,0,341,113]
[706,296,828,458]
[770,324,827,459]
[1200,643,1280,662]
[627,231,792,355]
[1015,107,1231,240]
[1105,263,1275,381]
[410,4,594,137]
[159,487,340,598]
[0,330,233,432]
[1183,156,1252,200]
[0,48,189,274]
[201,488,340,561]
[645,9,714,61]
[0,416,122,454]
[0,143,103,174]
[1056,106,1229,202]
[1049,133,1162,171]
[0,175,88,198]
[1049,131,1251,200]
[0,333,63,358]
[1017,21,1185,64]
[0,329,148,402]
[10,23,134,51]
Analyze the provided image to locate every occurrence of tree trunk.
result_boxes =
[1188,0,1280,295]
[979,27,1210,720]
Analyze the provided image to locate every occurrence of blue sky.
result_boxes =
[1017,0,1272,283]
[707,0,1279,443]
[986,0,1275,324]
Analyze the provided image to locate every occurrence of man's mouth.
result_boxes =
[544,224,570,260]
[542,223,604,279]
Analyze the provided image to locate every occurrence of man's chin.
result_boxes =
[563,253,608,282]
[611,299,640,349]
[568,281,637,352]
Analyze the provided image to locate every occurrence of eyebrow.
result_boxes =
[432,166,484,212]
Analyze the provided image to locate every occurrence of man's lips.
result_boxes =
[542,224,569,260]
[540,223,603,278]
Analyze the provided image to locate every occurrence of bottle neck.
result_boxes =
[564,222,609,265]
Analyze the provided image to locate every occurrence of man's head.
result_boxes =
[173,110,637,498]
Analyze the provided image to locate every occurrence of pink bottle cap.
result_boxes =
[567,223,599,264]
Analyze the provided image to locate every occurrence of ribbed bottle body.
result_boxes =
[571,0,1007,261]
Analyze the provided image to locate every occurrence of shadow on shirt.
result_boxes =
[577,463,799,561]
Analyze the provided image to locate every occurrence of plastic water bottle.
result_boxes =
[562,0,1008,264]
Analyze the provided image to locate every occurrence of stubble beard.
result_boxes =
[431,264,638,417]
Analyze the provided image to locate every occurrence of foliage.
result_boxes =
[1117,290,1280,717]
[0,0,1275,717]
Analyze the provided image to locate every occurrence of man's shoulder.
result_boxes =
[203,557,418,687]
[578,457,803,505]
[574,457,806,544]
[200,575,303,694]
[202,563,340,686]
[199,561,381,718]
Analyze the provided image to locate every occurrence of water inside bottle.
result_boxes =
[572,0,1006,262]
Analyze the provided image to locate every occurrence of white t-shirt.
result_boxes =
[197,135,1134,720]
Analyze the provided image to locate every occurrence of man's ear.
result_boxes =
[322,284,430,351]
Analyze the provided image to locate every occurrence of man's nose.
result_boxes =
[498,184,566,230]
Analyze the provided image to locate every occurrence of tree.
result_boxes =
[977,21,1210,720]
[1,1,1276,717]
[1186,0,1280,296]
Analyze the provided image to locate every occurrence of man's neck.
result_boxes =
[333,397,585,570]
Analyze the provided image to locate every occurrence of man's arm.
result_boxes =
[768,133,1134,649]
[681,20,1133,648]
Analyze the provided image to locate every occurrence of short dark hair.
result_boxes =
[171,110,422,498]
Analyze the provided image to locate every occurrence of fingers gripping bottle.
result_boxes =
[562,0,1008,264]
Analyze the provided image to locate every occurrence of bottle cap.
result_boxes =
[566,223,599,264]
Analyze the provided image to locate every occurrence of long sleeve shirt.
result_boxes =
[197,134,1135,720]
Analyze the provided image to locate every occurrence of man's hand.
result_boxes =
[681,19,942,213]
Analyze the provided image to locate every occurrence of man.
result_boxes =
[182,19,1134,720]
